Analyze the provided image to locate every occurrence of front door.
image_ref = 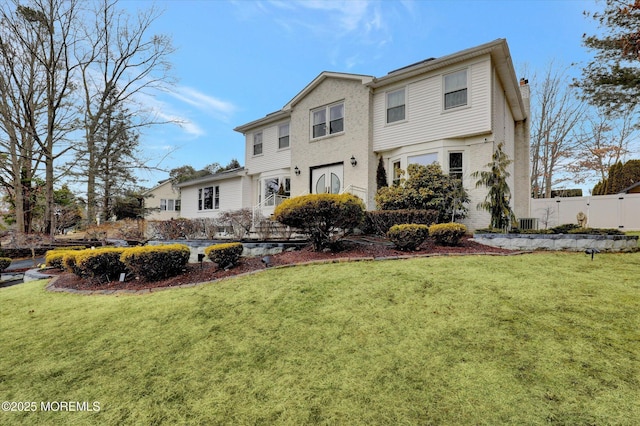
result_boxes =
[311,164,343,194]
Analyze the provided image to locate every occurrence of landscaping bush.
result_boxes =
[204,243,244,269]
[62,252,83,276]
[429,223,467,246]
[363,209,438,235]
[375,163,469,223]
[550,223,581,234]
[121,244,190,281]
[148,218,202,240]
[567,227,625,236]
[0,257,11,272]
[73,248,128,282]
[274,193,365,251]
[387,224,429,251]
[45,247,87,270]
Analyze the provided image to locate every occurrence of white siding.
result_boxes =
[373,57,492,152]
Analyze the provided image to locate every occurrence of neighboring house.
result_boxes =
[233,39,531,231]
[620,181,640,194]
[175,167,251,220]
[142,179,181,221]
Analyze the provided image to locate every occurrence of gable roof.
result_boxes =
[282,72,374,110]
[175,167,246,188]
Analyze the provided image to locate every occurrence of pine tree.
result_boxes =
[472,143,516,231]
[376,157,388,190]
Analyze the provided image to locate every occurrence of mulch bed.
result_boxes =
[47,237,516,293]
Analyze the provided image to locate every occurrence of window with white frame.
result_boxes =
[311,102,344,139]
[253,132,263,156]
[386,88,406,123]
[392,160,402,186]
[449,152,463,182]
[444,69,468,110]
[278,123,290,149]
[408,153,438,166]
[198,186,219,211]
[160,199,180,211]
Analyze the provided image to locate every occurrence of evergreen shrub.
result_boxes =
[73,248,128,281]
[120,244,190,281]
[204,243,244,269]
[274,193,365,251]
[387,224,429,251]
[429,223,467,246]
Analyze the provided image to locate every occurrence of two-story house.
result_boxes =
[232,39,529,230]
[176,39,529,231]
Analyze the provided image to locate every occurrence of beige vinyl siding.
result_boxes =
[373,58,492,152]
[245,121,291,175]
[144,181,181,221]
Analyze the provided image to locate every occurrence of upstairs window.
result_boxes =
[386,88,405,123]
[253,132,263,156]
[278,123,290,149]
[444,69,468,110]
[312,102,344,139]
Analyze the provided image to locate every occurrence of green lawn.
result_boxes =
[1,252,639,425]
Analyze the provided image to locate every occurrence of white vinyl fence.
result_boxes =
[530,194,640,231]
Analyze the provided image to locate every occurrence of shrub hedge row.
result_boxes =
[46,244,192,282]
[363,209,438,236]
[477,224,625,236]
[0,257,11,272]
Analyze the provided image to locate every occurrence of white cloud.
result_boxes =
[167,86,237,118]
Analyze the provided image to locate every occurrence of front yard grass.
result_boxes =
[1,252,639,425]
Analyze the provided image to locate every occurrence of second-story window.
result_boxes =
[312,102,344,139]
[444,69,468,110]
[386,88,405,123]
[253,132,263,156]
[278,123,290,149]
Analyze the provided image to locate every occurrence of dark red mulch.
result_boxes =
[48,236,515,292]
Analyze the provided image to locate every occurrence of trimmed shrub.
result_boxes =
[73,248,128,282]
[274,193,365,251]
[567,227,625,236]
[550,223,581,234]
[429,223,467,246]
[46,247,87,270]
[62,252,83,276]
[121,244,190,281]
[363,209,438,235]
[204,243,244,269]
[0,257,11,272]
[387,224,429,251]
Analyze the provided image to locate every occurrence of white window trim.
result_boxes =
[278,122,290,150]
[448,151,464,183]
[310,101,345,140]
[253,132,263,157]
[442,68,470,112]
[198,185,220,211]
[385,86,407,125]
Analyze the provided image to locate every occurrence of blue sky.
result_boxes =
[124,0,601,188]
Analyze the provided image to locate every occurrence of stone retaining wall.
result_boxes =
[147,240,308,263]
[473,233,639,252]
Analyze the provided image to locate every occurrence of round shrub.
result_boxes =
[62,251,83,276]
[364,209,438,236]
[0,257,11,272]
[204,242,244,269]
[429,222,467,246]
[387,224,429,251]
[121,244,190,281]
[274,193,365,251]
[74,247,128,282]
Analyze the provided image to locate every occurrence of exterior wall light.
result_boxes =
[294,166,301,175]
[350,155,357,167]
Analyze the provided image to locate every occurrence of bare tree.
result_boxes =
[530,63,586,198]
[73,0,175,224]
[0,0,79,234]
[567,107,637,192]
